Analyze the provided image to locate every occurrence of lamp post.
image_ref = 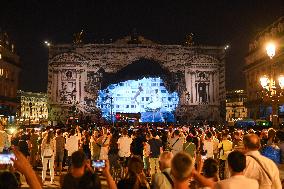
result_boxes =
[259,42,284,128]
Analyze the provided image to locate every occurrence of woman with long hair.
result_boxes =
[117,156,150,189]
[41,130,55,184]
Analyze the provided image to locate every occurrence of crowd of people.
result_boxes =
[0,122,283,189]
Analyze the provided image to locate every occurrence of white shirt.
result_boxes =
[203,140,214,158]
[215,175,259,189]
[65,135,79,156]
[117,135,132,157]
[244,150,281,189]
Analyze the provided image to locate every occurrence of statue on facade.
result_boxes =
[184,33,194,46]
[73,30,84,44]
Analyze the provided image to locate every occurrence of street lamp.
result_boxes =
[266,42,276,59]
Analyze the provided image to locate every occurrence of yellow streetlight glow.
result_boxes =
[278,75,284,89]
[260,76,269,89]
[266,42,276,59]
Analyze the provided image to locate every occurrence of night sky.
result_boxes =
[1,1,283,92]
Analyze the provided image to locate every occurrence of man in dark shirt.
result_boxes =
[148,132,163,176]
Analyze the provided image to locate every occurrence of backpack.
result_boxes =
[261,145,281,164]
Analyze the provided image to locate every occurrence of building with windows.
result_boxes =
[226,90,247,125]
[17,91,48,125]
[0,32,20,126]
[244,16,284,122]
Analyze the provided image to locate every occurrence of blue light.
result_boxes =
[96,77,179,122]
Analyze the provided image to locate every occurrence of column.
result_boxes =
[76,71,80,103]
[210,72,214,104]
[192,71,196,104]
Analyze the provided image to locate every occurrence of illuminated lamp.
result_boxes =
[260,76,269,89]
[278,75,284,89]
[266,42,276,59]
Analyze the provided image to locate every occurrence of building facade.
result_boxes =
[244,16,284,122]
[226,90,247,125]
[17,90,48,125]
[48,35,226,124]
[0,32,20,126]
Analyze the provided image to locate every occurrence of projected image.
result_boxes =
[96,77,179,122]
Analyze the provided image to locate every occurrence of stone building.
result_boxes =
[0,32,20,126]
[48,35,226,124]
[244,16,284,122]
[226,90,247,125]
[17,90,48,125]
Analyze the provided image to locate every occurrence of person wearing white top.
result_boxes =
[117,129,132,158]
[41,130,55,184]
[243,134,281,189]
[203,132,214,158]
[99,128,110,160]
[193,151,259,189]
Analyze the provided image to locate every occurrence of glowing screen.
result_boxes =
[96,77,179,122]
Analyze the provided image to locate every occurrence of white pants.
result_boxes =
[42,156,54,182]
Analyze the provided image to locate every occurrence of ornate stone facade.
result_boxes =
[244,16,284,120]
[48,36,225,123]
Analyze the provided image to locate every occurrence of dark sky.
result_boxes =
[1,0,283,92]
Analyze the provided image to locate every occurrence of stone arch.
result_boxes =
[100,57,175,91]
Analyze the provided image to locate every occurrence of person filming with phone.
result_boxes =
[61,150,116,189]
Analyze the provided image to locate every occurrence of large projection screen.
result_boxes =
[96,77,179,122]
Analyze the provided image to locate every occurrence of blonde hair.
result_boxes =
[171,152,194,182]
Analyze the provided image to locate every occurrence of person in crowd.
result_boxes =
[130,130,145,158]
[65,129,80,166]
[143,134,151,177]
[243,134,281,189]
[81,130,91,159]
[117,129,133,165]
[152,151,174,189]
[211,131,219,160]
[193,151,259,189]
[148,131,163,176]
[0,122,10,152]
[18,129,30,159]
[54,129,65,176]
[41,130,55,184]
[218,132,232,180]
[29,129,39,169]
[169,130,184,156]
[3,147,42,189]
[117,156,150,189]
[267,128,277,146]
[108,130,120,177]
[183,135,196,159]
[62,150,117,189]
[171,152,194,189]
[99,128,111,160]
[90,130,101,160]
[203,132,214,159]
[199,158,219,189]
